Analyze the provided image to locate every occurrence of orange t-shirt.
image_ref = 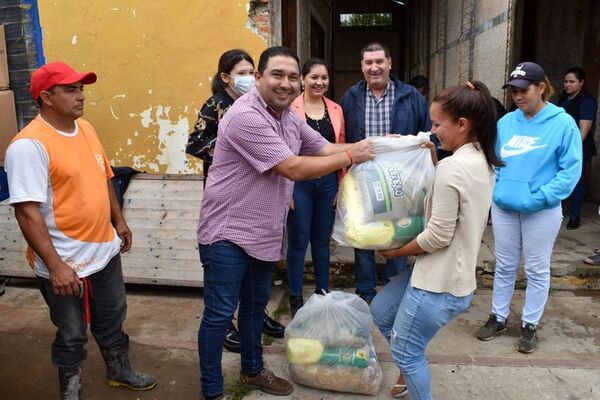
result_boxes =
[7,115,121,278]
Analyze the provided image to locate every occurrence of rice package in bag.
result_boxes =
[333,133,434,250]
[285,291,383,395]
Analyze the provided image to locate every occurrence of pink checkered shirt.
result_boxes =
[197,88,328,261]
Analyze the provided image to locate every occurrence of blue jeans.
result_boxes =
[37,254,128,368]
[354,248,407,300]
[371,267,473,400]
[198,240,276,397]
[286,173,337,297]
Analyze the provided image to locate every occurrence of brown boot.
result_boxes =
[390,372,408,397]
[240,368,293,396]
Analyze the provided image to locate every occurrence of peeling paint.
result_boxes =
[129,106,199,174]
[245,20,267,43]
[140,108,152,128]
[109,106,120,120]
[39,0,267,174]
[154,106,189,173]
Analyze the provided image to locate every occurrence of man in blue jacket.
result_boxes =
[340,42,431,304]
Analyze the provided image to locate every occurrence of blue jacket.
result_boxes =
[339,75,431,143]
[493,103,582,213]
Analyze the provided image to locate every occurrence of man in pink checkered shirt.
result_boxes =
[196,46,374,400]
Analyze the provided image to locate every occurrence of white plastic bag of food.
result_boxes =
[332,133,435,250]
[285,291,383,395]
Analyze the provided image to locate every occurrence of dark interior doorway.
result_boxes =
[282,0,297,51]
[515,0,599,100]
[331,0,407,100]
[310,16,326,60]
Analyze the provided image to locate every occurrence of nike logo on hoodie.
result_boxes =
[500,135,547,158]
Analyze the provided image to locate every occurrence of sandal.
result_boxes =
[583,254,600,266]
[390,374,408,398]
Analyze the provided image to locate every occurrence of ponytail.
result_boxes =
[538,75,554,102]
[433,81,503,169]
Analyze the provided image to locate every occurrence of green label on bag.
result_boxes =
[318,346,369,368]
[363,161,409,216]
[366,162,391,215]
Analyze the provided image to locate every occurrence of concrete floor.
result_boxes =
[2,203,600,399]
[1,283,599,400]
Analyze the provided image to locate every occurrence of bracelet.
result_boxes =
[345,151,353,166]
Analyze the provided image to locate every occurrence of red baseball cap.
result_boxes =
[30,61,97,99]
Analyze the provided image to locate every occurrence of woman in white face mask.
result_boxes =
[186,49,256,180]
[185,49,286,352]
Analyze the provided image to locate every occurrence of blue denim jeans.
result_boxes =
[198,240,276,397]
[371,267,473,400]
[286,172,337,297]
[354,248,407,301]
[37,254,128,368]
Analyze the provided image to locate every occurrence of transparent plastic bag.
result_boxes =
[285,291,383,395]
[333,133,435,250]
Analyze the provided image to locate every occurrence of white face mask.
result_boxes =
[230,75,255,97]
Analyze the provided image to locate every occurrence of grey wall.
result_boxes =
[0,0,40,129]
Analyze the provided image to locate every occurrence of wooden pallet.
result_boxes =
[0,174,205,287]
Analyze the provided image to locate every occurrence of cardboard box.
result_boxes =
[0,25,8,89]
[0,90,18,165]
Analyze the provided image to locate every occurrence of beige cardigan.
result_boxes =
[412,142,495,297]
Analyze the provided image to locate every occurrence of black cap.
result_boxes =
[502,62,545,89]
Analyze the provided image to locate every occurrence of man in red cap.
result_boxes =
[4,61,156,399]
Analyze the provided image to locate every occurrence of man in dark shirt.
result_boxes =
[340,42,431,304]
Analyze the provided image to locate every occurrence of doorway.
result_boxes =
[331,0,407,100]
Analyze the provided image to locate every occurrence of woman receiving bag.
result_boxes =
[370,81,502,399]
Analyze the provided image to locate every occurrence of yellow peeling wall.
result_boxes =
[38,1,267,174]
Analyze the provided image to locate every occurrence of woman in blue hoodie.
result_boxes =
[477,62,582,353]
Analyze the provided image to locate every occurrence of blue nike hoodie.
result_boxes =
[493,102,582,213]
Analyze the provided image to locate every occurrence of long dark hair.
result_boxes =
[433,81,503,169]
[211,49,255,95]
